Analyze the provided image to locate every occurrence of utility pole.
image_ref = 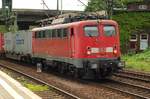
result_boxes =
[60,0,63,15]
[57,0,59,15]
[57,0,63,15]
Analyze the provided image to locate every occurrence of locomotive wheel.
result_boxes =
[31,58,36,65]
[42,63,49,71]
[20,56,25,62]
[60,66,65,74]
[73,68,78,78]
[26,56,31,64]
[57,62,64,74]
[73,68,83,78]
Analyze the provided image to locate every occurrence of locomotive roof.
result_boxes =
[32,20,117,31]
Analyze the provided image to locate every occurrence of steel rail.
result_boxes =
[0,63,80,99]
[113,73,150,83]
[104,78,150,99]
[109,78,150,90]
[114,70,150,83]
[103,84,150,99]
[122,70,150,78]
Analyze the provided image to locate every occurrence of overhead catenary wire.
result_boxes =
[39,0,107,25]
[41,0,50,18]
[77,0,88,7]
[41,0,88,18]
[41,0,51,10]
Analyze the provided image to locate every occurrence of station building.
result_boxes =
[127,0,150,52]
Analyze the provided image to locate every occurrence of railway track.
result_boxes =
[102,78,150,99]
[101,69,150,99]
[0,59,150,99]
[0,59,128,99]
[0,62,80,99]
[114,70,150,82]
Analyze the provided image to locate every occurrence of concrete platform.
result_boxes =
[0,70,41,99]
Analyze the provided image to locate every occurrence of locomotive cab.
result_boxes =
[71,20,124,79]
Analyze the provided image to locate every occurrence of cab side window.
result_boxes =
[35,31,41,38]
[52,29,57,38]
[63,28,68,38]
[57,29,62,38]
[41,31,46,38]
[48,30,52,38]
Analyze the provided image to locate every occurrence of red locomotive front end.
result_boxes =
[71,20,124,78]
[32,20,124,79]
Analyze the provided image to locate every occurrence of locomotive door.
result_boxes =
[140,34,148,50]
[69,27,75,57]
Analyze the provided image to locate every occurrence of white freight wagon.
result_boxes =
[4,31,32,61]
[4,32,14,53]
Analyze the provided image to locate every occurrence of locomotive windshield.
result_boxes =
[84,26,99,37]
[104,25,116,36]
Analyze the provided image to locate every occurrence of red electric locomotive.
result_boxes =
[32,19,124,79]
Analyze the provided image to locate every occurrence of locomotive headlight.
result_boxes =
[113,49,117,54]
[87,47,91,55]
[87,47,99,54]
[87,50,91,55]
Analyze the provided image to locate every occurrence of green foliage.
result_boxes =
[0,24,18,33]
[121,0,143,4]
[122,49,150,72]
[113,12,150,52]
[86,0,106,12]
[85,0,143,12]
[0,25,8,32]
[25,84,49,91]
[17,76,49,91]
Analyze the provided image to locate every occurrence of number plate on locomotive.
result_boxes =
[91,48,99,53]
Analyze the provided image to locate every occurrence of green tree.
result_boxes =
[85,0,122,19]
[85,0,106,12]
[85,0,143,12]
[121,0,143,5]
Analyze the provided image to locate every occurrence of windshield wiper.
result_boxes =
[87,33,93,37]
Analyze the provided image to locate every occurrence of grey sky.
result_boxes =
[0,0,88,11]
